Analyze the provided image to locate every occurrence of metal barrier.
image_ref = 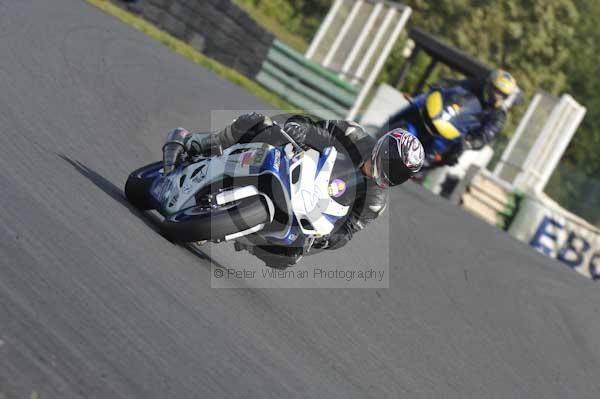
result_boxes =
[493,92,586,193]
[454,167,522,229]
[256,40,359,119]
[304,0,411,119]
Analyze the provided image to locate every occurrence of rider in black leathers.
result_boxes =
[162,113,424,267]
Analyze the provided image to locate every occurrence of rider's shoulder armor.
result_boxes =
[317,120,375,166]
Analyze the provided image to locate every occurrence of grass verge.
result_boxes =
[84,0,299,112]
[232,0,309,53]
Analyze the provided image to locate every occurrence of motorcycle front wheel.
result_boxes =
[160,196,270,243]
[124,161,163,210]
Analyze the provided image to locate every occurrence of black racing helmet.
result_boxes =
[371,129,424,187]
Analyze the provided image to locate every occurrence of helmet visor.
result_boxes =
[371,134,391,187]
[372,131,424,187]
[371,135,413,187]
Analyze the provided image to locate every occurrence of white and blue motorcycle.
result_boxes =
[124,126,351,254]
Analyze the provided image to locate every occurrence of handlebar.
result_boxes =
[272,121,304,153]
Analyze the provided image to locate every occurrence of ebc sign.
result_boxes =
[509,196,600,281]
[529,216,600,280]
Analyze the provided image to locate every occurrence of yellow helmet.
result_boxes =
[485,69,517,108]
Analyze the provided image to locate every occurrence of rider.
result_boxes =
[162,113,424,267]
[439,69,519,165]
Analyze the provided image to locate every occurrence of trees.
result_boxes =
[396,0,579,99]
[561,0,600,178]
[235,0,329,46]
[545,0,600,223]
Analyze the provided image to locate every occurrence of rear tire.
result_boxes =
[124,161,162,210]
[161,196,270,243]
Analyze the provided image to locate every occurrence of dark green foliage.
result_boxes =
[397,0,579,97]
[236,0,330,41]
[546,163,600,225]
[561,0,600,178]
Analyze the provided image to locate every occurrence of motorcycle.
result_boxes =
[124,125,351,258]
[385,86,483,169]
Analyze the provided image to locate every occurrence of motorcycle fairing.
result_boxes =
[149,142,349,244]
[288,146,349,237]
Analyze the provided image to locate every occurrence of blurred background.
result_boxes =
[232,0,599,225]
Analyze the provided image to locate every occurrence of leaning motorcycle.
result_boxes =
[124,125,351,259]
[385,86,483,169]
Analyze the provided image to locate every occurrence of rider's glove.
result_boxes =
[162,127,190,174]
[230,112,273,138]
[464,131,486,150]
[283,120,308,144]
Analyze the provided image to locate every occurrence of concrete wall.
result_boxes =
[117,0,274,79]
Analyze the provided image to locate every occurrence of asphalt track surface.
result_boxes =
[1,1,600,398]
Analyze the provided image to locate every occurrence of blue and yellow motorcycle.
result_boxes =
[385,86,483,168]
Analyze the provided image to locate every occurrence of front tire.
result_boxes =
[124,161,163,210]
[161,196,270,243]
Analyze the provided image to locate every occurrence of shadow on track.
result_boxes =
[58,153,225,267]
[58,153,163,234]
[180,242,228,270]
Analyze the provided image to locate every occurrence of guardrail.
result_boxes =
[256,40,359,119]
